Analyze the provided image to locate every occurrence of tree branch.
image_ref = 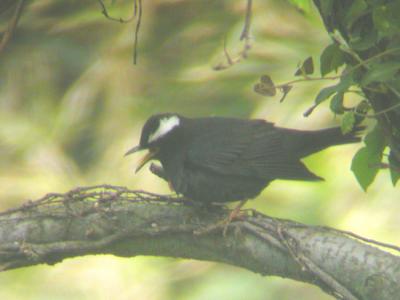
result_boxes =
[0,185,399,299]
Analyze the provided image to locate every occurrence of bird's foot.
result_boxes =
[222,200,248,236]
[194,200,249,236]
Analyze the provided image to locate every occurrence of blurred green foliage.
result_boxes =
[0,1,398,299]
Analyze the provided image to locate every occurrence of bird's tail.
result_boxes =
[281,126,365,159]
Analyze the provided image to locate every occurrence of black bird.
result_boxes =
[125,113,362,205]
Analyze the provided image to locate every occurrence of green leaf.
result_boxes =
[389,151,400,186]
[320,0,333,17]
[364,125,386,153]
[314,73,353,106]
[320,43,345,76]
[344,0,368,29]
[387,37,400,51]
[354,100,370,124]
[390,167,400,186]
[288,0,312,13]
[330,92,345,114]
[341,112,356,134]
[337,72,354,90]
[361,61,400,86]
[314,85,339,105]
[348,21,378,51]
[351,125,386,191]
[295,56,314,76]
[373,3,400,38]
[351,147,382,191]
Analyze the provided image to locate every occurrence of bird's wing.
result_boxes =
[185,118,321,181]
[184,118,257,173]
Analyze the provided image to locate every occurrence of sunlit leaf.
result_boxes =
[307,74,353,116]
[320,43,345,76]
[389,151,400,186]
[341,112,355,134]
[288,0,312,13]
[354,100,370,124]
[351,125,387,191]
[351,147,381,191]
[314,85,339,105]
[330,92,344,114]
[390,169,400,186]
[314,74,353,107]
[364,125,386,152]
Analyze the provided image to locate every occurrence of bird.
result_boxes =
[125,113,362,207]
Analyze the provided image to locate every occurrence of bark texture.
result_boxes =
[0,185,399,300]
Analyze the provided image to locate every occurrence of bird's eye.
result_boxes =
[148,116,180,143]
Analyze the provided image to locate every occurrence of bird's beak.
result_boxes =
[124,145,142,156]
[124,145,158,173]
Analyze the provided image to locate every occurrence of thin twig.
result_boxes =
[214,0,252,70]
[240,0,252,41]
[273,46,400,103]
[97,0,136,23]
[223,36,233,65]
[96,0,142,65]
[133,0,142,65]
[275,75,340,89]
[275,47,400,90]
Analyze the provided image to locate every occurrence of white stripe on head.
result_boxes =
[148,115,180,143]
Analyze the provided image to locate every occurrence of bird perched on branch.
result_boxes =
[125,113,362,207]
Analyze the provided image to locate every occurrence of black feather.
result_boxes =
[133,114,363,203]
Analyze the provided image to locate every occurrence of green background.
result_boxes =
[0,1,398,299]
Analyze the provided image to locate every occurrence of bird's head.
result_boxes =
[125,113,182,173]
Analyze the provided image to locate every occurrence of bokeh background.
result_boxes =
[0,1,398,299]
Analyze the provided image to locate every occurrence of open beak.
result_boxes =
[124,145,158,173]
[124,145,142,157]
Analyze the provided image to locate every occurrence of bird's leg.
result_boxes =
[228,200,248,222]
[222,199,248,236]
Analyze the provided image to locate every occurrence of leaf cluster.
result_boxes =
[258,0,400,190]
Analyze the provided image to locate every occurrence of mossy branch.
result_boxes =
[0,185,399,300]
